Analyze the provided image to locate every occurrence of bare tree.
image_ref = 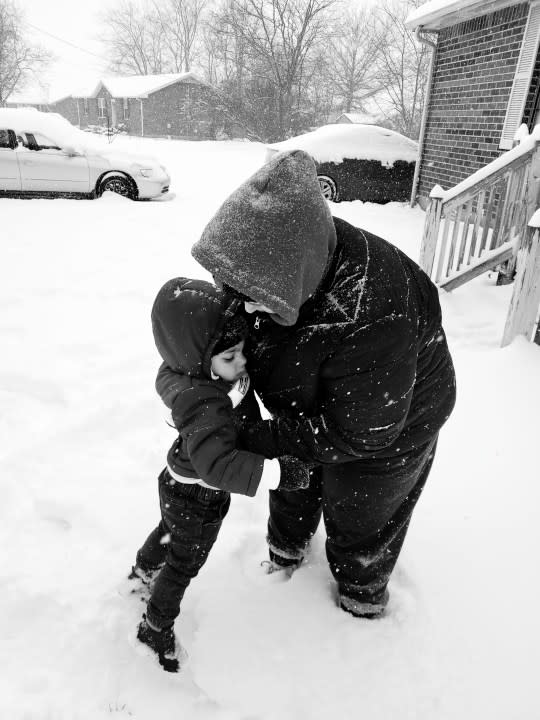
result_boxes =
[102,0,168,75]
[0,0,52,105]
[371,0,431,139]
[154,0,207,73]
[101,0,207,75]
[329,6,381,114]
[200,20,224,85]
[212,0,336,140]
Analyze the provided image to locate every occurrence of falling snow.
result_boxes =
[1,135,539,720]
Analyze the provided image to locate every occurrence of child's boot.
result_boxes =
[261,549,304,577]
[136,615,183,673]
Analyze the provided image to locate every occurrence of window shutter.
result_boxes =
[500,1,540,150]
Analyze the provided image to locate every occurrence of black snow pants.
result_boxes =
[267,437,438,616]
[136,468,230,629]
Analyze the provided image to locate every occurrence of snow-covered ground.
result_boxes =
[1,137,539,720]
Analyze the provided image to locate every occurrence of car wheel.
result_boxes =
[317,175,338,202]
[98,174,135,199]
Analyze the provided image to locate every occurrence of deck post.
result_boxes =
[419,185,444,277]
[501,214,540,347]
[498,141,540,284]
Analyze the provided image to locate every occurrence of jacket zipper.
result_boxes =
[254,315,261,329]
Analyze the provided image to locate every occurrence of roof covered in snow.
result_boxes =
[6,93,49,106]
[406,0,521,30]
[336,113,378,124]
[75,73,205,100]
[268,124,418,166]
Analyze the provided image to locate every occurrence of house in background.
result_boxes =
[335,112,378,125]
[5,92,50,112]
[52,73,217,139]
[5,73,224,140]
[407,0,540,207]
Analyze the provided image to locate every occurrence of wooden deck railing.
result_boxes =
[419,134,540,291]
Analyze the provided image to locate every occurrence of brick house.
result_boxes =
[49,73,219,139]
[5,93,49,112]
[406,0,540,207]
[335,113,378,124]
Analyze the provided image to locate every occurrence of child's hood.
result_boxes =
[191,149,337,326]
[151,277,237,376]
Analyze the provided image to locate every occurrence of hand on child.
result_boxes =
[277,456,311,491]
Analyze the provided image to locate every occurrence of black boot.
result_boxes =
[339,588,389,619]
[137,615,181,673]
[269,549,303,567]
[261,549,304,576]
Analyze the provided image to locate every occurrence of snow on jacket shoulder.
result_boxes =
[241,218,456,465]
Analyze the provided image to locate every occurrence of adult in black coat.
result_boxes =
[186,150,456,617]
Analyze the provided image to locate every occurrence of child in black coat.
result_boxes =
[131,277,308,672]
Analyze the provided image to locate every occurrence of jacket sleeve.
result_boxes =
[173,380,266,496]
[156,361,183,408]
[241,315,418,463]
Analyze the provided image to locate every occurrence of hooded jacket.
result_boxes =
[152,277,265,496]
[189,150,456,473]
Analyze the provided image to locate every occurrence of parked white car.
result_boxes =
[0,108,170,200]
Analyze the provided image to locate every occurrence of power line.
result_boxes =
[26,22,108,63]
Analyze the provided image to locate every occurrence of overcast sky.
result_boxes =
[18,0,114,101]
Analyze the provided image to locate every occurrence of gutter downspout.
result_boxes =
[410,26,438,207]
[140,99,144,137]
[76,99,81,128]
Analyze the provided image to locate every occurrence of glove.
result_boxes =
[277,456,311,491]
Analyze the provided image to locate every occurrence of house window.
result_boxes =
[83,98,89,115]
[123,98,129,120]
[98,97,106,119]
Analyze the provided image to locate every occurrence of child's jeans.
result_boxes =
[136,468,231,629]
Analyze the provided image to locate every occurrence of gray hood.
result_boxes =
[192,150,337,326]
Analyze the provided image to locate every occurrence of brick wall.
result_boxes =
[125,98,142,136]
[64,88,115,130]
[417,3,530,206]
[143,82,214,138]
[50,98,80,126]
[81,94,143,135]
[49,81,218,138]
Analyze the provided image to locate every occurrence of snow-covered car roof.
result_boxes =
[0,107,98,151]
[267,124,418,167]
[0,107,162,169]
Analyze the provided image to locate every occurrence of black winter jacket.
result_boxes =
[241,218,456,469]
[189,150,456,478]
[152,278,265,496]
